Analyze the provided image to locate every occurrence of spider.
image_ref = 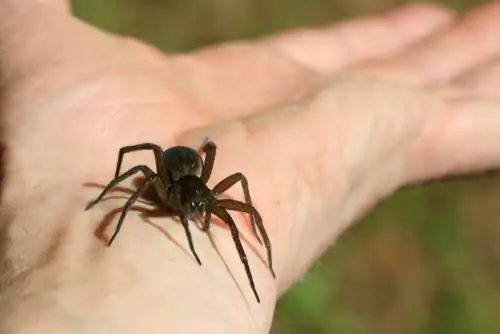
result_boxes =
[85,139,275,303]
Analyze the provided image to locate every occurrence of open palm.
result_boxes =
[2,1,500,333]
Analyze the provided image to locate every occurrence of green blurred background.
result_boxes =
[71,0,499,333]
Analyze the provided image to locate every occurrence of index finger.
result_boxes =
[169,3,454,119]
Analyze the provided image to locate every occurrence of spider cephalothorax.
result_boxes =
[86,140,275,302]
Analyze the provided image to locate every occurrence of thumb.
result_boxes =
[179,76,444,292]
[407,97,500,184]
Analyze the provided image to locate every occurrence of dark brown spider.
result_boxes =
[85,139,275,302]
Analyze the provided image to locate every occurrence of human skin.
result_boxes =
[1,0,500,333]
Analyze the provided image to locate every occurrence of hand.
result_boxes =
[1,1,500,333]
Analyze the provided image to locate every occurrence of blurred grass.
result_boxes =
[71,0,500,333]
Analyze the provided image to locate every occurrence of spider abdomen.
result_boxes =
[162,146,203,182]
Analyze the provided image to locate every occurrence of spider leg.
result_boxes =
[200,140,216,183]
[212,173,262,244]
[216,198,275,279]
[115,143,168,185]
[86,165,159,210]
[180,215,202,265]
[212,206,261,303]
[108,174,158,246]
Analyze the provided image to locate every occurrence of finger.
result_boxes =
[36,0,70,13]
[170,3,454,119]
[354,1,500,84]
[180,77,442,291]
[263,2,454,74]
